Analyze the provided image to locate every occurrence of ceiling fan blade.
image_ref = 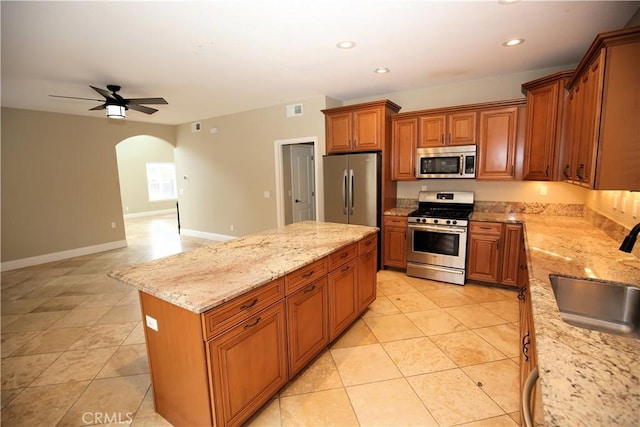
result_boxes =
[49,95,104,102]
[128,103,158,115]
[90,85,116,100]
[127,97,168,105]
[89,104,106,111]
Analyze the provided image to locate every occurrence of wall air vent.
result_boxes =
[191,122,201,132]
[286,103,303,117]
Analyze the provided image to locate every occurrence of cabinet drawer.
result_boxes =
[469,221,502,235]
[329,243,357,270]
[285,257,328,295]
[358,234,378,255]
[202,278,284,340]
[384,216,408,227]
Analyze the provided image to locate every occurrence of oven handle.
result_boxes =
[418,264,465,275]
[408,224,467,234]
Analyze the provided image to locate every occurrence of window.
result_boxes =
[146,162,177,201]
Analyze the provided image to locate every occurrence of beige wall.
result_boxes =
[174,96,328,237]
[586,191,640,229]
[1,107,176,263]
[116,135,177,215]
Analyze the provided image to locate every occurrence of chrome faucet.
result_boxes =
[619,223,640,253]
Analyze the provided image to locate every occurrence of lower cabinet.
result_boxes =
[208,301,288,427]
[518,271,539,425]
[383,215,407,268]
[466,221,523,287]
[139,234,378,427]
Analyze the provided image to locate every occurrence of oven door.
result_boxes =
[406,223,467,270]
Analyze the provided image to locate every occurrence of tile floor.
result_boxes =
[2,214,522,426]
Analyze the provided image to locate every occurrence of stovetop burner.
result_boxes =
[409,208,472,220]
[408,191,474,225]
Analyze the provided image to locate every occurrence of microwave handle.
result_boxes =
[460,154,464,175]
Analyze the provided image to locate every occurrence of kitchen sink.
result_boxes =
[549,274,640,338]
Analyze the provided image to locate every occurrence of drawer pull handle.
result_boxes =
[240,298,259,310]
[522,332,531,362]
[340,252,349,259]
[304,284,317,293]
[243,317,261,329]
[341,266,350,273]
[365,240,372,246]
[479,226,492,230]
[517,286,526,301]
[302,270,315,278]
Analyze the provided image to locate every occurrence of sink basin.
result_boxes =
[549,274,640,338]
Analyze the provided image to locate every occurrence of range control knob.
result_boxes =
[446,220,451,225]
[433,219,439,224]
[421,218,427,223]
[452,220,458,225]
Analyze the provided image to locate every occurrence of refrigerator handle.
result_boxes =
[349,168,355,215]
[342,169,348,215]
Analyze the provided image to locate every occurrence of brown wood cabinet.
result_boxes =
[383,215,407,269]
[521,71,573,181]
[518,267,538,426]
[323,100,401,154]
[559,26,640,190]
[476,107,520,180]
[139,234,378,427]
[419,111,476,147]
[466,221,522,288]
[391,117,418,180]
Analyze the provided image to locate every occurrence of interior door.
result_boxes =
[291,145,315,222]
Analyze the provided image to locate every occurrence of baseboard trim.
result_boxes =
[1,240,128,272]
[124,209,175,219]
[180,228,236,242]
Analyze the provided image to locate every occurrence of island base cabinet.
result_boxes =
[208,301,288,427]
[357,242,377,314]
[328,258,358,341]
[138,292,213,426]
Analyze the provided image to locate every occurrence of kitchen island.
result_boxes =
[109,221,378,427]
[472,212,640,426]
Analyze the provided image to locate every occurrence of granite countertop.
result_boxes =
[108,221,377,314]
[472,212,640,426]
[384,207,414,216]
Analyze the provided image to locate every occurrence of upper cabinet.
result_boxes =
[322,100,401,154]
[391,117,418,180]
[418,111,476,147]
[521,71,573,181]
[559,26,640,190]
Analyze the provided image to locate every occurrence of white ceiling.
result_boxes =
[2,1,638,126]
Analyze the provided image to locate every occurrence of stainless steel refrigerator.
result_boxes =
[323,152,381,227]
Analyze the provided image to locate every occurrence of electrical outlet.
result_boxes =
[230,224,235,232]
[633,200,639,218]
[613,193,619,210]
[621,197,627,213]
[421,185,427,191]
[111,222,116,229]
[539,185,548,196]
[145,315,158,331]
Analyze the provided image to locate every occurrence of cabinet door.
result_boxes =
[500,224,522,288]
[326,112,352,154]
[286,278,329,377]
[328,258,358,341]
[392,117,418,180]
[523,82,560,181]
[518,283,538,425]
[208,301,288,427]
[418,114,446,147]
[357,247,377,314]
[466,223,502,283]
[383,226,407,268]
[448,111,477,146]
[477,108,518,180]
[353,107,382,151]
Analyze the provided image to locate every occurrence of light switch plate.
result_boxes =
[145,315,158,332]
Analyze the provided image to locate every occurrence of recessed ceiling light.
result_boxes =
[374,67,390,74]
[498,0,521,5]
[502,38,525,47]
[336,40,356,49]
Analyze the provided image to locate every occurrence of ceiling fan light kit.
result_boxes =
[106,104,126,119]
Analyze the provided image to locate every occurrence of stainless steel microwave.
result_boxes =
[416,145,476,179]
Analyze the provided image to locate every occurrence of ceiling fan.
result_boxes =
[50,85,168,119]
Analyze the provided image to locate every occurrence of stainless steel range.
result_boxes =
[406,191,474,285]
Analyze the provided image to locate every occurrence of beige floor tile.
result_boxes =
[1,311,67,333]
[69,322,138,349]
[12,326,87,355]
[457,414,519,426]
[122,321,146,345]
[463,359,520,413]
[331,343,402,386]
[382,336,456,376]
[1,352,62,389]
[131,413,173,426]
[96,344,149,378]
[0,387,22,408]
[457,284,511,303]
[280,388,358,427]
[30,295,88,312]
[423,288,475,308]
[481,299,520,323]
[93,303,142,325]
[48,305,112,329]
[430,330,507,367]
[445,304,509,329]
[404,276,454,293]
[0,381,90,426]
[405,309,467,336]
[346,378,437,426]
[377,277,418,296]
[245,396,281,427]
[75,292,131,309]
[31,346,118,386]
[473,323,520,358]
[508,411,521,425]
[330,318,378,349]
[388,292,439,313]
[364,313,425,342]
[0,297,50,315]
[281,350,343,396]
[57,374,150,427]
[0,315,21,331]
[408,369,503,425]
[1,331,39,357]
[361,295,401,318]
